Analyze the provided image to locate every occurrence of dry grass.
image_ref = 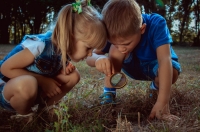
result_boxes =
[0,45,200,132]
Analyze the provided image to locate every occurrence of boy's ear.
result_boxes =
[140,23,146,34]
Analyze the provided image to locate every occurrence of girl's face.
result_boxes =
[69,40,93,62]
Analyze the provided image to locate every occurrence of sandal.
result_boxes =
[10,112,35,124]
[99,92,119,105]
[10,104,39,124]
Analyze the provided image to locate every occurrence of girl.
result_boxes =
[0,0,107,121]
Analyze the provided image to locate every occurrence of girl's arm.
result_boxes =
[1,48,62,97]
[1,48,44,81]
[86,49,106,67]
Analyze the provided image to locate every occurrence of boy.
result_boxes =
[86,0,181,121]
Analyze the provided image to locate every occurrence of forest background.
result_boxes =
[0,0,199,47]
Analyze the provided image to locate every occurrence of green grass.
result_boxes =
[0,45,200,131]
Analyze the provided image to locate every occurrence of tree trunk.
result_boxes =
[0,19,10,44]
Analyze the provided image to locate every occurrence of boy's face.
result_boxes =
[109,24,146,54]
[109,33,141,54]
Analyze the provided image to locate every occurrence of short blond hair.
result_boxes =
[102,0,142,39]
[52,0,107,69]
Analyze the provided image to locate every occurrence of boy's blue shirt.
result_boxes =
[102,13,178,61]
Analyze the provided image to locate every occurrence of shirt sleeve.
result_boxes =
[150,14,173,50]
[21,38,45,58]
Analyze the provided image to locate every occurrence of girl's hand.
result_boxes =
[149,101,180,121]
[61,62,76,75]
[95,56,114,76]
[40,77,62,98]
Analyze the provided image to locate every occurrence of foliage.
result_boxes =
[0,0,199,45]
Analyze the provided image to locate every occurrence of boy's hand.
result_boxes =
[61,62,75,75]
[95,56,114,76]
[149,101,180,121]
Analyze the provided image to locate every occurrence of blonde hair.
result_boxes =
[102,0,142,39]
[52,0,107,70]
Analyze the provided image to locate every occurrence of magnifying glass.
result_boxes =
[110,72,127,89]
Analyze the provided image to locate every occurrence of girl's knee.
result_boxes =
[15,75,38,100]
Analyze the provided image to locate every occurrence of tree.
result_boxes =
[0,0,13,43]
[193,0,200,46]
[165,0,179,33]
[177,0,194,44]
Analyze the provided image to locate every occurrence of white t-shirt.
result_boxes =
[21,38,45,58]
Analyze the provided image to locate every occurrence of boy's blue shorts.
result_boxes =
[0,83,15,111]
[122,54,181,81]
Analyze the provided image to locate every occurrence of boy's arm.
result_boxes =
[149,44,173,119]
[157,44,172,104]
[104,45,126,87]
[86,45,126,86]
[108,45,126,72]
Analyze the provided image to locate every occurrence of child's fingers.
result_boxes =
[72,65,75,70]
[47,93,52,98]
[161,114,180,121]
[55,87,62,94]
[69,67,73,72]
[53,90,59,96]
[65,63,75,74]
[50,92,55,97]
[54,80,61,87]
[105,62,112,76]
[65,68,70,74]
[67,68,74,74]
[68,62,75,69]
[149,111,156,120]
[111,63,115,75]
[95,63,103,73]
[102,63,109,75]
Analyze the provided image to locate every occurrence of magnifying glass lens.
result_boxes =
[111,73,122,85]
[110,72,127,89]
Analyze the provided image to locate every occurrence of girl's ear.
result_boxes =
[140,23,146,34]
